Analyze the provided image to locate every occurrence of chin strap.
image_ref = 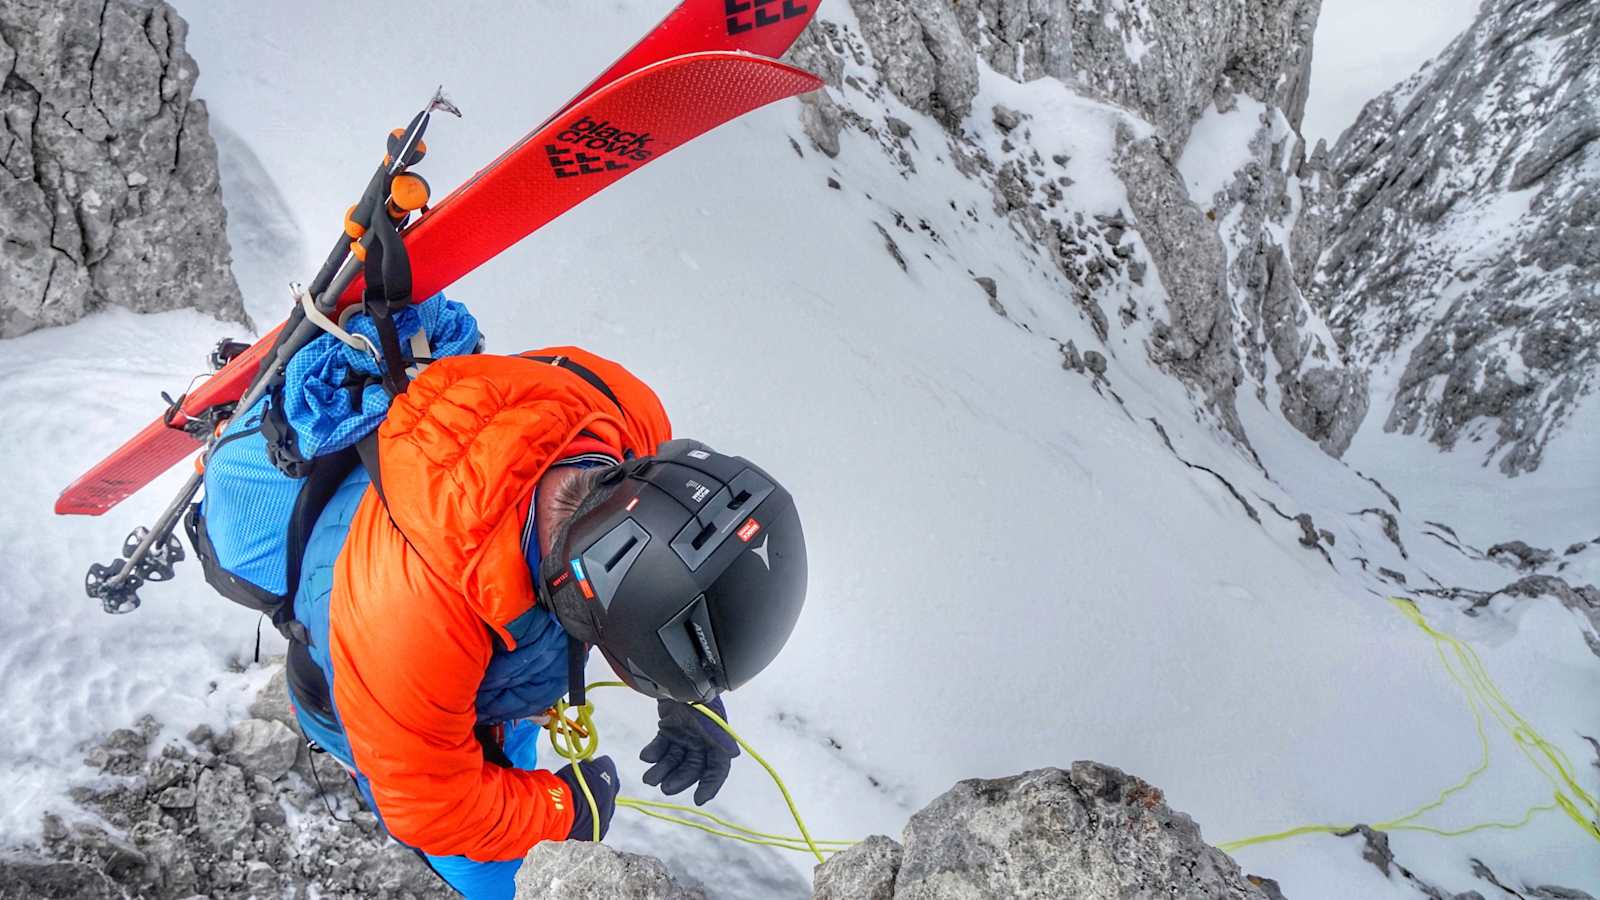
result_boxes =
[567,636,587,708]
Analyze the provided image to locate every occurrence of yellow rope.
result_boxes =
[546,698,603,842]
[618,799,848,855]
[547,596,1599,862]
[618,796,856,848]
[1218,597,1600,853]
[544,681,856,862]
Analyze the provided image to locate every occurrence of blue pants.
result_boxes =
[299,718,544,899]
[414,720,544,899]
[289,466,544,900]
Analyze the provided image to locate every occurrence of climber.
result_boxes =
[280,348,809,899]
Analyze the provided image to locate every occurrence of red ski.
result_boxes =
[57,49,820,516]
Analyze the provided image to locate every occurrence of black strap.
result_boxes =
[567,636,587,707]
[475,724,514,769]
[260,389,317,478]
[355,430,386,507]
[363,205,414,398]
[523,354,624,414]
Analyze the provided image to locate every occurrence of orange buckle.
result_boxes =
[389,172,431,214]
[343,204,366,240]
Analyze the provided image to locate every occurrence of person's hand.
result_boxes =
[553,755,618,841]
[639,697,739,806]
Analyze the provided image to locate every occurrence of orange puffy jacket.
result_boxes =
[328,348,671,860]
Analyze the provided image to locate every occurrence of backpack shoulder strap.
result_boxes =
[521,353,625,415]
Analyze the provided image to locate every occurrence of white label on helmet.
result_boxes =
[687,449,711,460]
[687,480,711,503]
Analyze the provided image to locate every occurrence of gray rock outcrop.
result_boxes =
[224,718,301,782]
[1115,132,1245,441]
[812,763,1284,899]
[193,762,254,850]
[0,0,243,338]
[817,0,1360,454]
[0,680,450,900]
[514,842,707,899]
[504,763,1277,899]
[831,0,1597,473]
[1303,0,1600,475]
[813,835,901,900]
[846,0,1319,149]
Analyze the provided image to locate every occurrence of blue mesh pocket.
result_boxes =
[199,394,302,598]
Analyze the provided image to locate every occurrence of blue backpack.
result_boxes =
[185,294,479,639]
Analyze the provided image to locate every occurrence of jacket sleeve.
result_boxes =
[328,494,576,861]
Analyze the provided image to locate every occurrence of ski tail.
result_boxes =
[55,321,286,516]
[55,421,202,516]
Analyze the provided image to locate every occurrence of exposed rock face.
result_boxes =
[224,717,301,782]
[1303,0,1600,475]
[514,842,708,899]
[813,763,1284,899]
[847,0,977,125]
[847,0,1319,148]
[1060,0,1319,148]
[0,0,244,338]
[813,836,901,900]
[0,680,450,900]
[829,0,1356,454]
[1116,130,1245,440]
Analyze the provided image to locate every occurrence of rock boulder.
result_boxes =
[0,0,243,337]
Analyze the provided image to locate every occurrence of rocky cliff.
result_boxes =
[0,0,243,338]
[1301,0,1599,476]
[809,764,1285,900]
[792,0,1367,456]
[0,669,449,900]
[800,0,1599,474]
[512,763,1287,900]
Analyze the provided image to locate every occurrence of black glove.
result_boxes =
[553,755,618,841]
[639,697,739,806]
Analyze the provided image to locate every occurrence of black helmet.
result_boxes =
[536,439,807,703]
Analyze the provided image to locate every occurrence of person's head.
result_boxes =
[535,440,807,703]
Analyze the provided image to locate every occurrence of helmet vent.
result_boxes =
[604,536,639,571]
[579,518,651,610]
[690,522,718,550]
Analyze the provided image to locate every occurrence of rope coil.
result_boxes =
[545,681,856,861]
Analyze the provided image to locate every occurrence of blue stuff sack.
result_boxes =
[184,294,479,637]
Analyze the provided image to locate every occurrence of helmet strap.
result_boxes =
[566,636,587,707]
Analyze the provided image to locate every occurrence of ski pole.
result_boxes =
[85,469,203,612]
[305,88,459,300]
[85,91,456,615]
[230,90,454,421]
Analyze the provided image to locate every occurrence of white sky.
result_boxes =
[1302,0,1482,146]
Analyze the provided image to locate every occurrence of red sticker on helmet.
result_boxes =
[736,518,762,543]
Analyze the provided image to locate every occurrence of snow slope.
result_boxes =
[2,2,1594,898]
